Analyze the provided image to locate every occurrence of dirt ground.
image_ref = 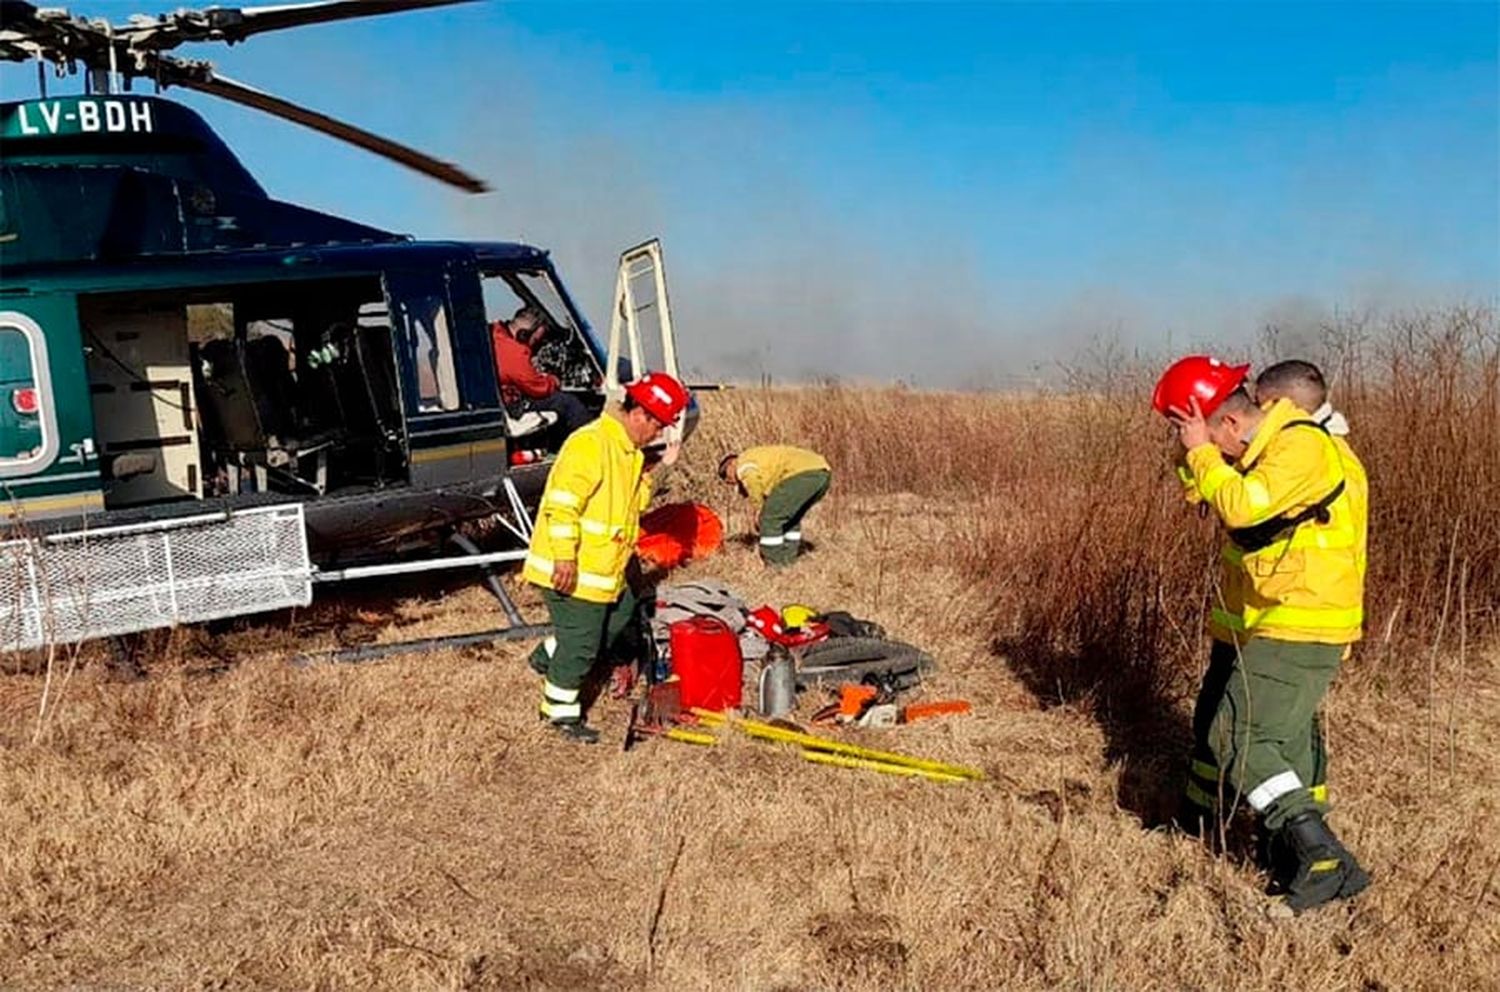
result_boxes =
[2,482,1496,992]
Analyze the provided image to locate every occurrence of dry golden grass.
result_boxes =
[3,309,1498,990]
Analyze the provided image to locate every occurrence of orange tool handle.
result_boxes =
[901,700,973,723]
[838,684,879,718]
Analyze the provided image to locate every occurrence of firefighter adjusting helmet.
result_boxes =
[1151,355,1250,419]
[624,372,690,425]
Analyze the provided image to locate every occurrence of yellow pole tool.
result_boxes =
[690,708,984,782]
[662,727,719,747]
[801,750,969,783]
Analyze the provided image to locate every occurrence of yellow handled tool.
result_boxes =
[690,708,983,781]
[801,750,969,783]
[662,727,719,747]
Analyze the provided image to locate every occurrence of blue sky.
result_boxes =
[3,1,1496,384]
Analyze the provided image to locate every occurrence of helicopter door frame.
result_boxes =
[0,294,105,523]
[383,266,508,490]
[604,239,682,442]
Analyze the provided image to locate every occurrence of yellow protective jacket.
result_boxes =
[1186,398,1364,645]
[1179,424,1369,580]
[523,413,651,603]
[735,445,831,506]
[1331,434,1369,580]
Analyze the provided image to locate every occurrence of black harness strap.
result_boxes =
[1228,420,1346,553]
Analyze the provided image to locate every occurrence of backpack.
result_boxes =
[651,580,767,661]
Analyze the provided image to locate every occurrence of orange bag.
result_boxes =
[637,502,725,569]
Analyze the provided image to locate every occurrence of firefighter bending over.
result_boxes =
[717,445,832,566]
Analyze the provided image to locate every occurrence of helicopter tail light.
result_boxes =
[11,387,39,416]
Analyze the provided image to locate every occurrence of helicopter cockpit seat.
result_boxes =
[197,338,266,451]
[195,337,336,494]
[297,320,407,485]
[243,335,299,439]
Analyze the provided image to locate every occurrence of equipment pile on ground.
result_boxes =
[625,584,979,781]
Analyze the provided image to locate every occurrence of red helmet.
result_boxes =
[624,372,690,425]
[1151,355,1250,418]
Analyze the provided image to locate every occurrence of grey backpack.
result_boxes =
[651,580,768,661]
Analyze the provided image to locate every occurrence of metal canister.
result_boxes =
[757,652,797,719]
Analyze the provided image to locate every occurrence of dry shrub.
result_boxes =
[702,306,1498,691]
[702,307,1499,822]
[675,384,1053,501]
[1328,307,1500,675]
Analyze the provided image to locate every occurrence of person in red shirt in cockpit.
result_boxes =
[490,306,591,436]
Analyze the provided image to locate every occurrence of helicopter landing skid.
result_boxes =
[290,620,552,668]
[294,550,551,666]
[296,545,551,666]
[295,483,552,666]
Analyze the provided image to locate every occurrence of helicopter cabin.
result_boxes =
[0,93,688,651]
[3,244,613,535]
[0,97,621,551]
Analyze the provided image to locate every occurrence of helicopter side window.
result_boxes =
[0,314,57,475]
[398,294,461,413]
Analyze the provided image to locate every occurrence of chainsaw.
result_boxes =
[811,679,972,728]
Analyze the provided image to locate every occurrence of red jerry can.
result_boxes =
[668,617,743,712]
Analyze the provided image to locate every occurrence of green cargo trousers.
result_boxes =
[1200,637,1342,832]
[758,469,832,565]
[1184,640,1333,819]
[529,585,639,721]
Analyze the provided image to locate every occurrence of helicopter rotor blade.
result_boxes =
[213,0,476,42]
[121,0,478,51]
[154,57,489,194]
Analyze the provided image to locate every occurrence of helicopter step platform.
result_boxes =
[1,504,312,653]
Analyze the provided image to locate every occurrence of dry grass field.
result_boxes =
[3,309,1498,990]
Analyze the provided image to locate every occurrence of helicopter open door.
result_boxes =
[604,239,683,442]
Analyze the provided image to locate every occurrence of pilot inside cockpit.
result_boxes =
[491,305,591,437]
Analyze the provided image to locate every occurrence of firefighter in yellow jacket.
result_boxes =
[717,445,832,565]
[1155,355,1369,913]
[524,372,689,743]
[1254,361,1369,807]
[1178,360,1372,826]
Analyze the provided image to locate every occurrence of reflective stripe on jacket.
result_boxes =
[735,445,831,506]
[1187,398,1364,645]
[523,414,650,604]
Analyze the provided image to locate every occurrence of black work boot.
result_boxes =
[1278,811,1352,913]
[1329,834,1372,900]
[1267,816,1371,901]
[549,720,600,745]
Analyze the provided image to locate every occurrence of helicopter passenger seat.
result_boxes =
[243,335,300,442]
[301,320,405,485]
[196,338,265,452]
[196,336,331,493]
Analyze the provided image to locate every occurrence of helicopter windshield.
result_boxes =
[481,269,602,393]
[512,272,579,339]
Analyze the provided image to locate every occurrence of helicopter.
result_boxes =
[0,0,697,655]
